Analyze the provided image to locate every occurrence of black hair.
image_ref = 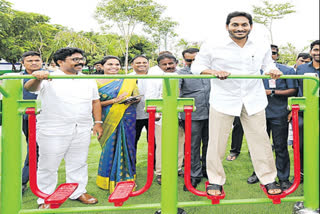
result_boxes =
[226,11,253,25]
[157,54,178,65]
[53,47,85,65]
[182,48,199,58]
[93,60,103,66]
[101,56,121,66]
[21,51,41,62]
[297,53,312,60]
[131,55,149,63]
[271,44,279,53]
[310,40,320,50]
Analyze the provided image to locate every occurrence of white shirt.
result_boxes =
[36,70,100,135]
[191,35,277,116]
[145,70,178,125]
[128,71,149,119]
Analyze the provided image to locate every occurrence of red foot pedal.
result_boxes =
[109,181,135,206]
[260,184,286,204]
[205,181,226,204]
[45,183,78,209]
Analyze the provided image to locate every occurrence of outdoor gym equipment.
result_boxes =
[260,104,301,204]
[108,106,156,206]
[0,74,318,214]
[25,107,78,209]
[183,105,225,204]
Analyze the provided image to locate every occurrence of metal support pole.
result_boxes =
[161,78,179,214]
[303,78,319,210]
[1,79,23,214]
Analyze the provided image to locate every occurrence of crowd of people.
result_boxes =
[17,11,319,209]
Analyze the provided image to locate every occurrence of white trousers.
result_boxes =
[36,127,91,204]
[155,124,185,175]
[207,106,277,185]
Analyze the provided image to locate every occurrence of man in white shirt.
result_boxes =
[24,47,103,209]
[191,11,282,196]
[129,55,151,152]
[145,54,185,185]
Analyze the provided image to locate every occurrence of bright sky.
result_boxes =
[8,0,320,51]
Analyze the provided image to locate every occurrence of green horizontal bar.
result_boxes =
[19,203,161,214]
[0,74,319,81]
[18,196,304,214]
[178,196,305,208]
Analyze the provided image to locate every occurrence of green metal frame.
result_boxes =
[0,74,318,214]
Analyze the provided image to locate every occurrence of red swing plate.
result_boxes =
[45,183,78,208]
[109,181,136,206]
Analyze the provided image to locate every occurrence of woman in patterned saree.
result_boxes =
[96,56,139,193]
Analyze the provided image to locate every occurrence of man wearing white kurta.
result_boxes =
[145,54,185,184]
[191,11,282,196]
[25,47,103,209]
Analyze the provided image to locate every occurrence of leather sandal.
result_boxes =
[206,183,222,196]
[264,182,282,195]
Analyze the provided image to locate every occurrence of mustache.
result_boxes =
[75,63,84,67]
[235,31,247,33]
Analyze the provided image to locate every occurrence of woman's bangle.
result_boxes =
[94,121,103,124]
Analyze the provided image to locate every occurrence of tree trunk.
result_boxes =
[125,38,129,74]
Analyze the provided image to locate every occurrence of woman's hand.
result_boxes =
[112,92,128,103]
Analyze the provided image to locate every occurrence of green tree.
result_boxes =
[146,17,178,51]
[95,0,165,73]
[0,1,58,71]
[252,0,295,43]
[277,43,308,66]
[43,30,97,66]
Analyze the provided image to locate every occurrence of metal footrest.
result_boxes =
[260,184,286,204]
[45,183,78,208]
[109,181,135,206]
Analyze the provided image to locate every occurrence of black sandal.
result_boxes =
[226,152,239,161]
[264,182,282,195]
[156,175,161,185]
[206,183,222,196]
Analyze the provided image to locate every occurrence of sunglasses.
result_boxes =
[185,58,195,62]
[272,52,278,55]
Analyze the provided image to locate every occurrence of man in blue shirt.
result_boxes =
[296,40,320,183]
[20,51,43,194]
[248,45,298,190]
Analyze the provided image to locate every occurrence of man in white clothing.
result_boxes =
[145,54,185,185]
[25,47,103,209]
[191,11,282,196]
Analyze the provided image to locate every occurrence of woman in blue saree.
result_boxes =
[96,56,139,193]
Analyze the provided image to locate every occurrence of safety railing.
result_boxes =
[0,74,318,214]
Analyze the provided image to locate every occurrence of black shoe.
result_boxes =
[22,184,27,195]
[178,169,184,177]
[279,180,292,190]
[202,171,208,179]
[183,178,201,191]
[247,172,259,184]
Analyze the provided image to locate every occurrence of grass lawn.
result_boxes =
[1,130,302,214]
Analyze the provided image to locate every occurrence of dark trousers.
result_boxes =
[22,118,39,185]
[135,119,149,150]
[266,116,290,181]
[182,119,209,179]
[229,116,244,155]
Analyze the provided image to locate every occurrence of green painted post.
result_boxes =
[161,78,179,214]
[303,77,319,210]
[1,79,23,214]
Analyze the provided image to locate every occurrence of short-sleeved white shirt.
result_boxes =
[36,70,99,135]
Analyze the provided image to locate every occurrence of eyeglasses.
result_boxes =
[184,58,195,62]
[272,52,278,55]
[69,57,86,63]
